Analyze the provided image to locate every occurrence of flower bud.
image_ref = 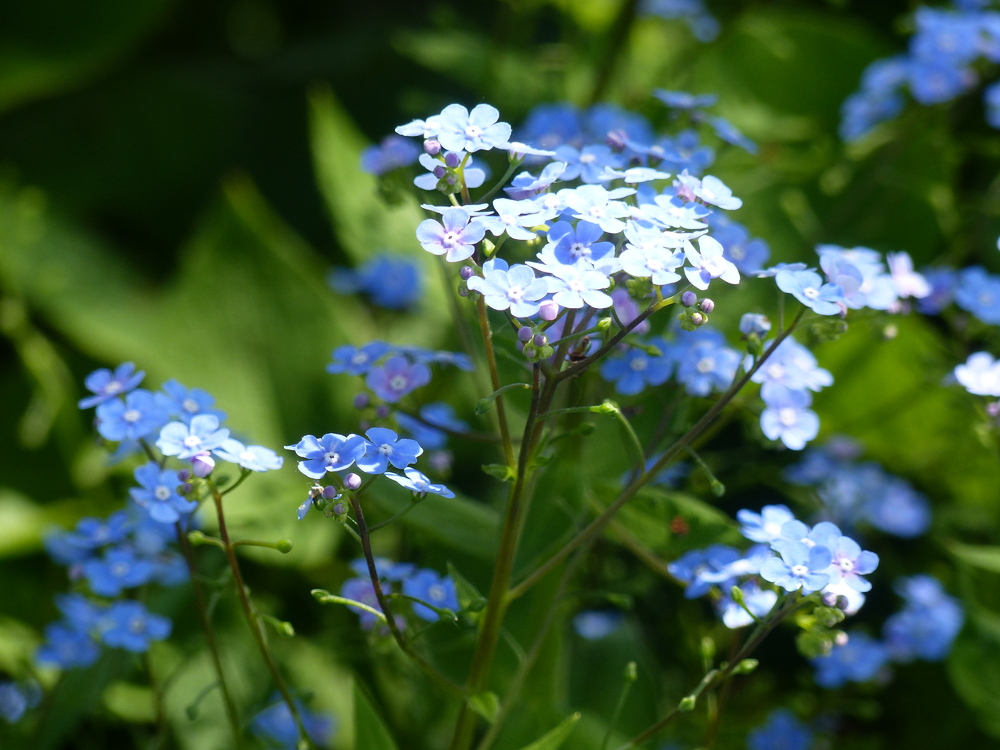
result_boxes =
[332,502,346,516]
[322,485,339,500]
[738,313,771,337]
[539,300,560,321]
[375,405,390,419]
[460,265,475,280]
[533,333,548,347]
[690,311,706,326]
[423,138,441,156]
[444,151,462,168]
[698,298,715,313]
[523,344,537,359]
[605,128,628,151]
[681,291,697,307]
[354,393,370,410]
[344,473,362,490]
[191,452,215,478]
[177,468,191,482]
[432,165,446,179]
[517,326,533,343]
[181,482,194,495]
[988,401,1000,418]
[428,450,453,473]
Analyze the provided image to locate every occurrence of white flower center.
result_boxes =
[791,564,809,577]
[154,486,171,501]
[696,357,714,373]
[182,398,200,413]
[428,584,446,601]
[778,407,798,427]
[183,435,202,448]
[378,443,393,456]
[803,286,820,300]
[123,409,141,423]
[390,375,408,391]
[630,357,648,372]
[107,382,122,394]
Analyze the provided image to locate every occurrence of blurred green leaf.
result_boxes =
[354,682,400,750]
[950,542,1000,575]
[513,712,581,750]
[949,629,1000,739]
[468,691,501,724]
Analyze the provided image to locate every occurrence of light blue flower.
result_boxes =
[466,259,550,318]
[356,427,422,474]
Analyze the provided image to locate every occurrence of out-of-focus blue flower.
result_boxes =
[251,695,336,749]
[653,89,718,111]
[327,341,392,376]
[668,545,744,599]
[96,389,169,442]
[573,610,624,639]
[955,266,1000,324]
[340,577,385,630]
[366,356,432,403]
[36,621,101,669]
[883,575,963,662]
[349,557,416,582]
[213,439,284,472]
[601,343,673,396]
[747,709,813,750]
[916,267,956,314]
[674,336,741,397]
[100,601,172,653]
[330,254,422,310]
[82,547,157,597]
[0,679,41,723]
[360,134,420,175]
[717,581,777,629]
[760,387,820,451]
[129,462,196,524]
[402,569,459,621]
[79,362,145,409]
[155,379,226,425]
[641,0,719,42]
[253,697,336,750]
[396,402,469,450]
[812,631,889,688]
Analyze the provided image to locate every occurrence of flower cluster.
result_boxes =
[841,3,1000,139]
[339,558,459,630]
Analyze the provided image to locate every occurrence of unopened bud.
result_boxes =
[375,405,390,419]
[332,502,346,516]
[423,138,441,156]
[689,311,706,326]
[681,291,697,307]
[678,696,697,712]
[177,469,191,482]
[606,128,628,151]
[460,265,475,280]
[444,151,461,168]
[523,344,537,359]
[733,658,759,675]
[181,482,194,495]
[354,393,370,410]
[698,298,715,313]
[517,326,533,343]
[322,485,339,500]
[191,452,215,478]
[344,473,362,490]
[433,165,446,179]
[539,300,559,321]
[533,333,548,347]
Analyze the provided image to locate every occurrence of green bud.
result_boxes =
[597,316,613,331]
[624,661,638,682]
[730,585,745,606]
[678,695,697,712]
[276,539,294,554]
[701,636,716,662]
[733,658,759,675]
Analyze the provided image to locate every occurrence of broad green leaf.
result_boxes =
[514,713,581,750]
[447,561,486,616]
[950,542,1000,575]
[468,691,501,724]
[354,682,400,750]
[949,630,1000,739]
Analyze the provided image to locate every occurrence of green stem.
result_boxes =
[476,296,517,467]
[173,523,243,748]
[348,493,465,694]
[367,498,420,533]
[508,309,806,601]
[209,482,313,749]
[473,158,524,204]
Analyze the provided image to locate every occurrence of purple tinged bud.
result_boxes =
[181,482,194,495]
[690,312,706,326]
[177,469,191,482]
[322,485,339,499]
[517,326,533,343]
[539,300,560,321]
[444,151,462,168]
[191,452,215,478]
[460,266,475,280]
[698,298,715,313]
[375,405,390,419]
[428,450,453,473]
[606,129,628,151]
[433,165,447,179]
[523,344,537,359]
[681,291,697,307]
[354,393,370,410]
[423,139,441,156]
[834,631,850,647]
[344,473,362,490]
[533,333,547,347]
[445,174,458,186]
[988,401,1000,418]
[333,502,346,516]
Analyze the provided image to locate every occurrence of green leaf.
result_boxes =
[513,713,581,750]
[482,463,516,482]
[948,630,1000,738]
[950,542,1000,575]
[468,691,501,724]
[354,683,400,750]
[447,562,487,617]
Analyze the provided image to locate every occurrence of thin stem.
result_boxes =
[474,158,523,204]
[209,482,313,749]
[368,498,420,533]
[508,310,806,601]
[348,493,465,694]
[476,296,517,467]
[221,469,252,496]
[145,648,169,750]
[449,364,547,750]
[173,522,243,748]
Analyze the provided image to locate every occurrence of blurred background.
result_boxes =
[4,0,1000,748]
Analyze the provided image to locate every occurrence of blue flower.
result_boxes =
[360,134,420,175]
[738,313,771,338]
[402,569,459,621]
[760,540,831,593]
[366,356,431,402]
[327,341,391,376]
[129,462,197,524]
[954,266,1000,324]
[415,207,486,263]
[862,476,931,538]
[543,264,614,310]
[155,379,226,424]
[709,215,770,273]
[82,547,157,597]
[349,557,416,582]
[826,535,879,592]
[600,344,673,396]
[553,143,622,183]
[737,504,795,543]
[775,268,845,316]
[36,622,102,669]
[285,433,366,479]
[79,362,145,409]
[396,402,469,450]
[620,243,684,286]
[707,116,757,153]
[0,679,40,723]
[668,545,744,599]
[573,610,623,640]
[684,236,740,290]
[435,103,512,153]
[751,337,833,401]
[674,337,741,397]
[214,439,284,472]
[548,221,616,267]
[384,468,455,498]
[356,427,423,474]
[747,709,813,750]
[157,414,230,460]
[812,631,889,688]
[562,184,635,234]
[251,695,336,749]
[717,581,777,629]
[467,259,550,318]
[760,387,820,451]
[331,255,423,310]
[96,389,169,442]
[100,601,171,653]
[653,89,717,111]
[883,575,963,662]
